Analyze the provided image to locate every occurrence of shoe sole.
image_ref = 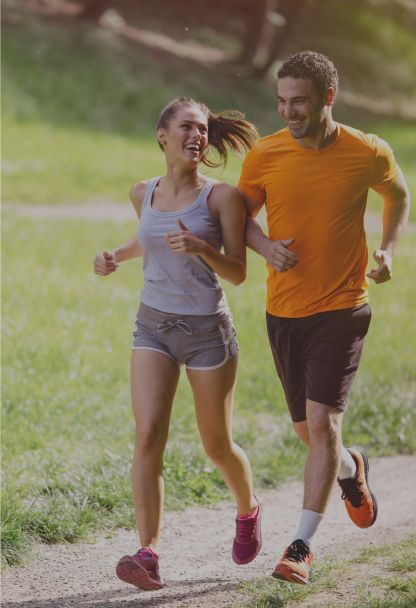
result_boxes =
[350,445,378,528]
[272,567,308,585]
[232,498,263,565]
[116,556,163,591]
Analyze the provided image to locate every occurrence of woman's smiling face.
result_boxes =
[158,106,209,167]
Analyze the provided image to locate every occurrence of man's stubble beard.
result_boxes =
[289,104,327,140]
[289,123,310,139]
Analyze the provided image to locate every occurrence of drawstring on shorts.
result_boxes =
[150,319,193,337]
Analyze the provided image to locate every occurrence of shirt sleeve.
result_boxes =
[372,138,399,194]
[238,143,266,203]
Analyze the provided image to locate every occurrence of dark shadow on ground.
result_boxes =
[1,578,238,607]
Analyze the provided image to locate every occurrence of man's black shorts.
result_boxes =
[266,304,371,423]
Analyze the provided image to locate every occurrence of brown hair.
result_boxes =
[156,97,258,168]
[278,51,338,101]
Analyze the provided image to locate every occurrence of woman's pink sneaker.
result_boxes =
[116,548,163,591]
[232,495,263,564]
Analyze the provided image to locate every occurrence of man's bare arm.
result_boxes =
[367,168,410,284]
[238,187,299,273]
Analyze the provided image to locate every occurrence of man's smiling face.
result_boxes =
[277,76,330,140]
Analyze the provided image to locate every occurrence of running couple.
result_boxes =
[93,51,410,588]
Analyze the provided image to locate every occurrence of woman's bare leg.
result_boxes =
[131,349,180,552]
[186,355,256,514]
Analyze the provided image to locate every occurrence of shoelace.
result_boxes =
[133,549,159,576]
[150,319,193,337]
[134,549,154,559]
[285,539,311,563]
[235,515,256,543]
[338,475,364,509]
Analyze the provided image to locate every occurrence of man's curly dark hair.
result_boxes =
[277,51,339,102]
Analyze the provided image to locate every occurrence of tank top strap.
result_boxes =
[200,177,220,210]
[141,176,162,214]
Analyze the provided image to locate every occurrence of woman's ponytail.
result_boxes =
[204,111,258,168]
[156,98,258,167]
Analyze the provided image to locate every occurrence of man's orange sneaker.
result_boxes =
[272,540,313,585]
[337,446,377,529]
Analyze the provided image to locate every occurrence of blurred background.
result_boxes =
[2,0,415,567]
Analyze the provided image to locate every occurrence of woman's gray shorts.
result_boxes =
[132,303,239,370]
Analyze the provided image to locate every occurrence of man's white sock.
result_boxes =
[338,445,357,480]
[291,509,324,552]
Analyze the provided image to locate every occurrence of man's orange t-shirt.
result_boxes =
[238,123,399,318]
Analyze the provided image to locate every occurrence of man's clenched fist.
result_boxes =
[366,249,393,284]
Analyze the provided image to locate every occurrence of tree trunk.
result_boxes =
[253,0,311,78]
[238,0,269,65]
[78,0,111,21]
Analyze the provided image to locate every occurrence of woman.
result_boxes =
[93,97,262,591]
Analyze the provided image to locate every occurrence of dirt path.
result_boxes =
[2,455,415,608]
[3,201,416,234]
[2,200,416,234]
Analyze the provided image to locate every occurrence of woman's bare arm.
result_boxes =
[166,183,247,286]
[93,181,148,276]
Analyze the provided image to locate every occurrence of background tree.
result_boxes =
[77,0,111,21]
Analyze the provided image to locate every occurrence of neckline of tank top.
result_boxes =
[146,176,218,217]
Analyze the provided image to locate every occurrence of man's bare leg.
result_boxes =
[283,400,343,555]
[272,401,343,584]
[302,399,343,513]
[294,404,356,492]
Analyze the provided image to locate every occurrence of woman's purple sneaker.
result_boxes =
[116,548,163,591]
[232,495,263,564]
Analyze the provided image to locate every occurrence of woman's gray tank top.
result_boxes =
[137,176,230,316]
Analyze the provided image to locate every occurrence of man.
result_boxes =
[238,51,410,585]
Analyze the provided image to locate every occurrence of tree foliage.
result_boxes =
[74,0,416,77]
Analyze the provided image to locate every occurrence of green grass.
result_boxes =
[2,215,416,566]
[237,535,416,608]
[365,123,416,221]
[238,556,352,607]
[2,12,416,219]
[1,12,275,204]
[1,118,246,205]
[294,0,416,101]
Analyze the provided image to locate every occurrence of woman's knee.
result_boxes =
[203,436,233,464]
[135,424,169,455]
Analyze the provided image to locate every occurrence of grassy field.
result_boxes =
[2,214,416,566]
[238,535,416,608]
[3,116,416,223]
[2,13,416,219]
[1,9,416,567]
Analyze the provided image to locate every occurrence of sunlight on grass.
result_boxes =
[2,14,415,217]
[2,214,415,564]
[238,536,416,608]
[1,116,245,205]
[2,113,415,220]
